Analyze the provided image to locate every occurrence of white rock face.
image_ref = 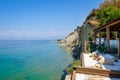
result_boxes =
[65,31,79,46]
[59,27,81,49]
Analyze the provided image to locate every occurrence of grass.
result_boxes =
[66,60,81,74]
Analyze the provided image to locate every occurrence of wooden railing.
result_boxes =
[84,40,104,53]
[84,40,120,57]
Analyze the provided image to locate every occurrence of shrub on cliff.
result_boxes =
[66,60,81,74]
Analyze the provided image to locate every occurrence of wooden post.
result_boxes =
[93,32,96,45]
[82,52,85,67]
[98,31,101,46]
[118,39,120,57]
[72,70,76,80]
[106,26,110,53]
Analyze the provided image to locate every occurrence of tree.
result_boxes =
[97,6,120,26]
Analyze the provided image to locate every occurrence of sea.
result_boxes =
[0,40,73,80]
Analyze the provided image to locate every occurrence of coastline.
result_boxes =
[0,40,73,80]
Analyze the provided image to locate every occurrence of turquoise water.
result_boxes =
[0,40,73,80]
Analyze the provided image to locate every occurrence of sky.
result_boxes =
[0,0,104,40]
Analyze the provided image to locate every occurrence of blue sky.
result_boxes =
[0,0,104,40]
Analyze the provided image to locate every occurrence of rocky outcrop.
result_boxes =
[59,26,81,50]
[80,9,100,51]
[59,9,100,59]
[65,28,79,47]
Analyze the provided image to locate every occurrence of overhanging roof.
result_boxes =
[94,17,120,32]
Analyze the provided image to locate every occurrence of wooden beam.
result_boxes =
[94,26,106,32]
[107,20,120,28]
[93,32,96,45]
[94,18,120,32]
[98,31,101,46]
[81,52,85,67]
[106,26,110,52]
[72,70,76,80]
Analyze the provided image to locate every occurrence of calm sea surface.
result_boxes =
[0,40,73,80]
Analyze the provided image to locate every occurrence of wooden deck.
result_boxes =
[75,66,120,78]
[71,53,120,80]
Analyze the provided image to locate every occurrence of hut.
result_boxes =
[93,17,120,57]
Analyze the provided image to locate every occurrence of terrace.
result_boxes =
[72,17,120,80]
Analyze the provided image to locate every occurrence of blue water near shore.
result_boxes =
[0,40,73,80]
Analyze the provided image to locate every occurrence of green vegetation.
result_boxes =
[87,43,108,53]
[66,60,81,74]
[97,0,120,26]
[87,43,97,53]
[110,44,118,53]
[88,34,94,41]
[98,6,120,26]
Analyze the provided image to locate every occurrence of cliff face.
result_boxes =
[65,28,79,47]
[59,9,100,59]
[59,27,81,50]
[80,9,100,51]
[59,9,99,50]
